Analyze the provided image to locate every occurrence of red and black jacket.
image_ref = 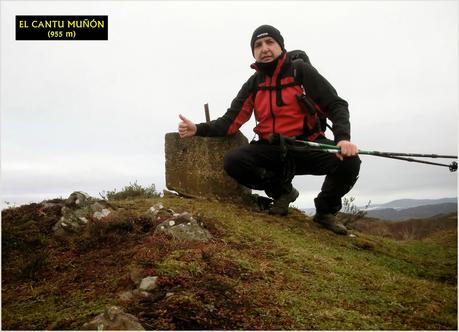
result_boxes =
[196,52,351,143]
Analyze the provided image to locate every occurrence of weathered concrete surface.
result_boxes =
[165,132,251,201]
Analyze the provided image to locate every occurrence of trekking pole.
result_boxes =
[292,139,458,172]
[296,140,457,159]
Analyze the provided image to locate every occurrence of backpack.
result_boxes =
[288,50,331,133]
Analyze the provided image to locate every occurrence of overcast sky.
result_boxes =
[1,0,457,209]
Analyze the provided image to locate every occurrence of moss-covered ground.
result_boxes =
[1,196,457,330]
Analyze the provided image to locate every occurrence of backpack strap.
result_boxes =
[252,75,300,107]
[292,58,332,132]
[292,58,305,92]
[257,82,298,90]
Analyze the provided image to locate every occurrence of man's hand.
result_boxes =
[336,140,358,160]
[178,114,197,138]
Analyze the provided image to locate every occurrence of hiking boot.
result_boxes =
[313,213,348,235]
[269,187,299,216]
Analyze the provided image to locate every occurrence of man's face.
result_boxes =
[253,36,283,63]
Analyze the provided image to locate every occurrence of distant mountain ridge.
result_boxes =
[303,197,458,220]
[371,197,457,210]
[365,202,457,221]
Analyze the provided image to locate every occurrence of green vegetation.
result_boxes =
[99,181,160,201]
[340,196,371,227]
[1,192,457,330]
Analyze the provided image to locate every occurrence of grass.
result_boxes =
[1,194,457,330]
[2,287,111,330]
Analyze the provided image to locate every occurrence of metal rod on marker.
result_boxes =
[204,103,210,123]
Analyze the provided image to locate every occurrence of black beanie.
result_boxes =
[250,25,285,55]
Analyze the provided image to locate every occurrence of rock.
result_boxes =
[139,276,158,291]
[82,306,144,330]
[53,192,116,236]
[118,290,155,304]
[164,132,251,201]
[65,191,92,207]
[144,204,174,222]
[91,201,105,211]
[53,206,92,236]
[174,212,194,223]
[93,208,111,220]
[155,212,212,242]
[146,204,164,217]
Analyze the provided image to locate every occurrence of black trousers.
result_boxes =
[223,139,361,214]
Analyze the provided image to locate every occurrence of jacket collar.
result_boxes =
[250,51,287,78]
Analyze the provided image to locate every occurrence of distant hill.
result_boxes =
[372,197,457,210]
[351,213,457,240]
[303,197,458,220]
[366,202,457,221]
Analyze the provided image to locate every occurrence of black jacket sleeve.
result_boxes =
[301,63,351,143]
[196,74,257,137]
